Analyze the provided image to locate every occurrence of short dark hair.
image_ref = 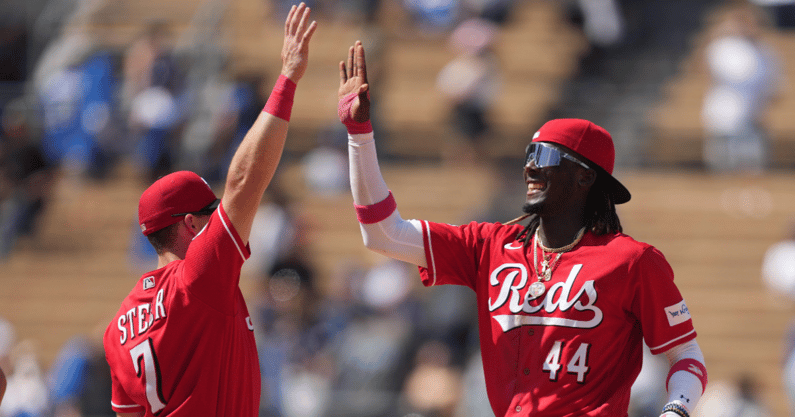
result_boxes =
[146,222,181,255]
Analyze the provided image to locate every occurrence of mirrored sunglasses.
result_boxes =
[524,142,590,170]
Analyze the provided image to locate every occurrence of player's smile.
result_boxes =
[526,179,546,197]
[524,162,550,200]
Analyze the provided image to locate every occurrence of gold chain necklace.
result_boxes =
[529,227,586,298]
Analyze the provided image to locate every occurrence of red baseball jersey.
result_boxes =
[104,202,260,416]
[418,221,697,417]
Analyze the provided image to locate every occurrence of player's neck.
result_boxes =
[536,217,587,249]
[157,252,182,268]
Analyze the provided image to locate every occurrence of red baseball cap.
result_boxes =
[138,171,220,236]
[532,119,631,204]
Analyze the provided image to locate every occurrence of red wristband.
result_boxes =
[666,359,707,394]
[338,92,372,134]
[263,74,297,121]
[354,191,396,224]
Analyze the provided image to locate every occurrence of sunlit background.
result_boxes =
[0,0,794,416]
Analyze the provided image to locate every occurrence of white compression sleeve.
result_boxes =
[662,339,706,413]
[348,133,426,267]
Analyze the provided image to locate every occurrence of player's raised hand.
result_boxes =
[281,3,317,83]
[338,41,370,125]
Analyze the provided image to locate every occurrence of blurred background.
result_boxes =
[0,0,794,416]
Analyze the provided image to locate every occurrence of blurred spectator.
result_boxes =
[761,221,795,299]
[255,255,319,416]
[574,0,626,48]
[34,37,117,179]
[326,259,420,417]
[460,0,515,25]
[243,186,300,278]
[127,218,158,274]
[177,65,235,179]
[415,284,477,368]
[302,126,349,198]
[122,21,181,112]
[403,0,460,34]
[693,374,769,417]
[761,221,795,413]
[0,340,50,417]
[47,329,113,417]
[331,0,384,24]
[30,25,93,93]
[0,318,15,376]
[123,21,185,182]
[700,5,781,173]
[0,0,28,84]
[401,340,462,417]
[453,351,494,417]
[784,323,795,417]
[750,0,795,29]
[436,18,501,163]
[77,51,122,179]
[194,73,268,185]
[0,99,54,258]
[628,344,668,417]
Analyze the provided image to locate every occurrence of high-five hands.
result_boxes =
[338,41,372,132]
[281,3,317,83]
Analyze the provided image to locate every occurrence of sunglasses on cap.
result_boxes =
[525,142,590,170]
[171,199,220,217]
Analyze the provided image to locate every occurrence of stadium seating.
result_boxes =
[2,1,793,414]
[647,5,795,168]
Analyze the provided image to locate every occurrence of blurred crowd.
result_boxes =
[0,0,794,416]
[0,0,506,416]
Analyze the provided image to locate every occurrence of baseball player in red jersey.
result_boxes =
[338,42,707,417]
[102,5,316,416]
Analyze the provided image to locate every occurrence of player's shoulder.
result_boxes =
[464,220,525,244]
[111,265,179,316]
[468,220,524,234]
[594,231,661,257]
[428,220,523,239]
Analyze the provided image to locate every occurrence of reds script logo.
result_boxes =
[488,263,603,332]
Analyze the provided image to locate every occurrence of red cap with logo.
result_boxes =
[138,171,220,236]
[532,118,631,204]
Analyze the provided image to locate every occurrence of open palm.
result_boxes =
[338,41,370,123]
[281,3,317,83]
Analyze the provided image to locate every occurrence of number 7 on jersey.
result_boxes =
[130,338,167,413]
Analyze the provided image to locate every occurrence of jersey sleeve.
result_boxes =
[418,220,497,289]
[108,354,145,414]
[180,201,251,312]
[630,246,697,354]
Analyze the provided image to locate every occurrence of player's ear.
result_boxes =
[183,214,199,236]
[578,167,596,188]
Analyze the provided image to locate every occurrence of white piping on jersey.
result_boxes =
[192,218,210,240]
[217,206,246,261]
[650,329,697,352]
[423,220,437,286]
[493,313,602,331]
[111,401,142,409]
